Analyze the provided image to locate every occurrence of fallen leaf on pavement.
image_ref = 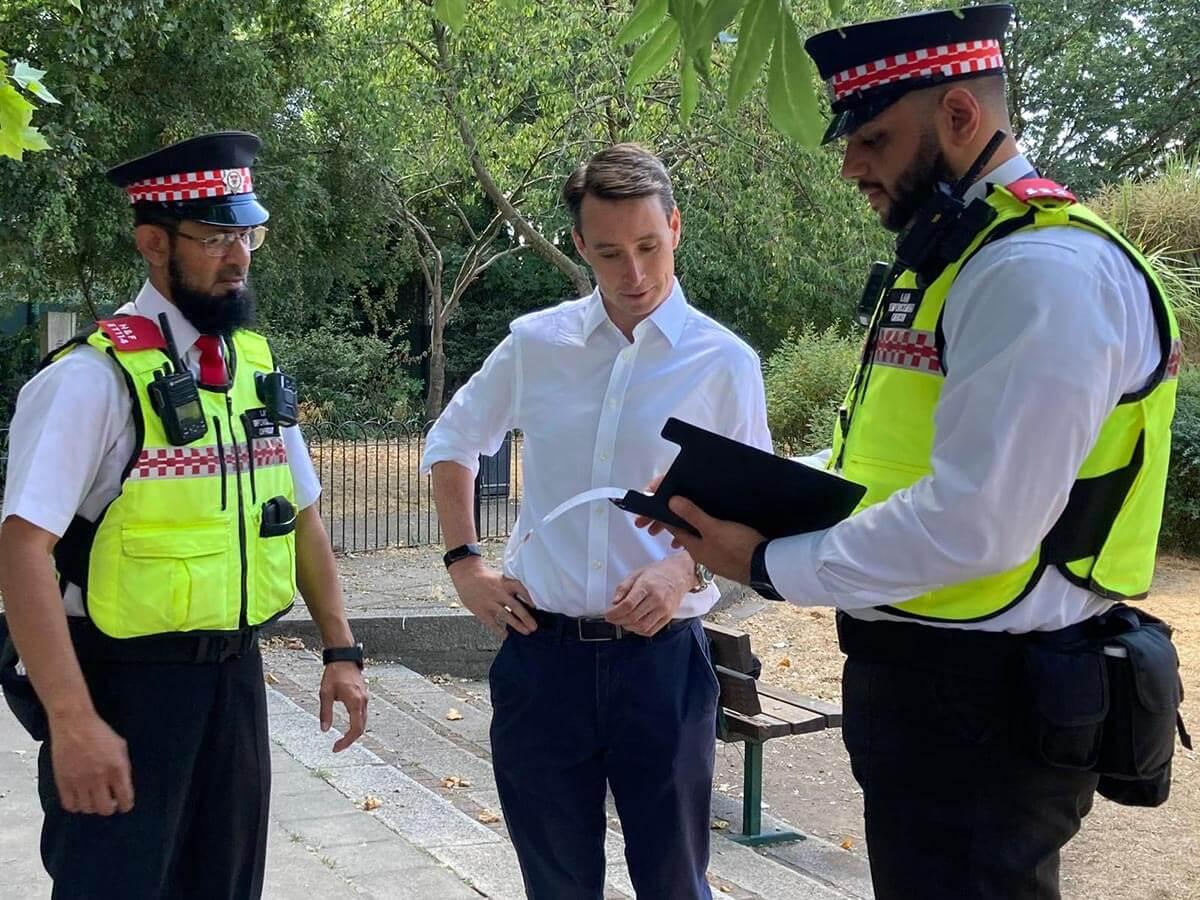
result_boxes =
[478,809,501,824]
[441,775,472,789]
[840,837,854,850]
[264,672,279,685]
[711,819,730,831]
[361,795,382,811]
[446,708,464,721]
[777,657,792,668]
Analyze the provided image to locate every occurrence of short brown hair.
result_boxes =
[562,143,676,231]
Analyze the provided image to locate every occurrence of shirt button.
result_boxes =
[599,451,610,462]
[621,349,632,361]
[608,399,619,409]
[592,560,603,571]
[594,505,604,516]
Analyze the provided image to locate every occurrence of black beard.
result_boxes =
[168,255,257,336]
[882,129,953,233]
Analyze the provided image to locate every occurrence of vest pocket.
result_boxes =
[120,525,228,632]
[253,504,297,621]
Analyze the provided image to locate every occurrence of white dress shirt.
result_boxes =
[765,155,1162,632]
[422,279,773,619]
[2,281,322,617]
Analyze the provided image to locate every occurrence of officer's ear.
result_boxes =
[935,86,984,152]
[134,224,172,268]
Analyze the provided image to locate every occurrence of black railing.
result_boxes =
[301,420,522,554]
[0,426,8,499]
[0,422,516,555]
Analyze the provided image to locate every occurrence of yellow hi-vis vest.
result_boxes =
[830,180,1181,623]
[51,319,297,638]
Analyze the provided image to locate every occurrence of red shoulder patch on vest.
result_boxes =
[97,316,166,352]
[1007,178,1077,204]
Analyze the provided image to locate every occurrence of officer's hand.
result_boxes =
[48,710,134,816]
[320,662,369,753]
[448,557,537,639]
[664,497,763,585]
[606,555,693,637]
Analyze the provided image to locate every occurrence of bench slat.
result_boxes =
[722,709,793,741]
[714,665,761,716]
[756,696,828,735]
[755,684,843,728]
[702,622,755,674]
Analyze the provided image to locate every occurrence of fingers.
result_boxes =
[333,691,368,753]
[503,601,538,635]
[113,747,135,813]
[606,583,649,626]
[667,496,706,535]
[319,681,334,733]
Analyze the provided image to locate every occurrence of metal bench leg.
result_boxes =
[730,741,803,847]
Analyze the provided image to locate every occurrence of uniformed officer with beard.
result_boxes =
[0,131,368,899]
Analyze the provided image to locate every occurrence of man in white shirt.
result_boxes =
[422,144,772,899]
[653,6,1182,900]
[0,132,367,898]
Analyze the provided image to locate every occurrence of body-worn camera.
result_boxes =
[255,371,299,427]
[148,313,207,445]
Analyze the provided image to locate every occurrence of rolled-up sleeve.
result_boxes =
[420,334,518,477]
[282,425,322,510]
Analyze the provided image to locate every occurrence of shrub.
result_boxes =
[763,323,860,456]
[269,319,422,424]
[1163,365,1200,555]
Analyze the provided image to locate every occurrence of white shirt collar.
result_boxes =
[582,277,689,347]
[965,154,1037,204]
[130,280,201,356]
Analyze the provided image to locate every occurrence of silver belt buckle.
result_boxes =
[578,617,621,642]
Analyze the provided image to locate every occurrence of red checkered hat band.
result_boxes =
[126,168,254,204]
[831,40,1003,103]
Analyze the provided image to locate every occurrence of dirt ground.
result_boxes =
[711,555,1200,900]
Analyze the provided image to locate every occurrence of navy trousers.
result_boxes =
[38,643,271,900]
[489,618,719,900]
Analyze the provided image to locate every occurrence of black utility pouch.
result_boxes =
[260,496,298,537]
[1024,636,1108,770]
[1093,606,1189,781]
[0,615,49,742]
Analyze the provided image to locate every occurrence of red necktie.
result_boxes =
[195,335,228,385]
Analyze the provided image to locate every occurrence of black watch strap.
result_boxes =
[749,540,786,602]
[322,643,364,668]
[443,542,482,569]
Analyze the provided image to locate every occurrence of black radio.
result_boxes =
[147,313,208,446]
[255,371,299,427]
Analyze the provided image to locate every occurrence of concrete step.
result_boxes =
[263,645,873,899]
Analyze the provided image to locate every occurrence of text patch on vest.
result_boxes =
[883,287,924,328]
[245,407,281,439]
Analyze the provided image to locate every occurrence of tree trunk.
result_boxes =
[425,315,447,422]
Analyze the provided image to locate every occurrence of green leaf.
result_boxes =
[728,0,779,111]
[668,0,699,59]
[20,125,50,152]
[69,0,82,11]
[616,0,668,46]
[827,0,845,17]
[627,18,680,87]
[679,57,699,125]
[434,0,467,32]
[691,0,743,56]
[24,80,61,105]
[766,11,824,146]
[11,61,48,91]
[0,81,36,160]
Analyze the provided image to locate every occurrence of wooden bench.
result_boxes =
[704,621,843,846]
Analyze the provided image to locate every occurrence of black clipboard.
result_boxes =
[612,417,865,539]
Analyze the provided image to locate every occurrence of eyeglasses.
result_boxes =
[170,225,269,257]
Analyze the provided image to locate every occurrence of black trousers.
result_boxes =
[489,618,719,900]
[838,614,1099,900]
[38,642,271,900]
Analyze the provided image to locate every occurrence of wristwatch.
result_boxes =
[749,540,786,602]
[443,543,482,569]
[322,643,364,669]
[690,561,715,593]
